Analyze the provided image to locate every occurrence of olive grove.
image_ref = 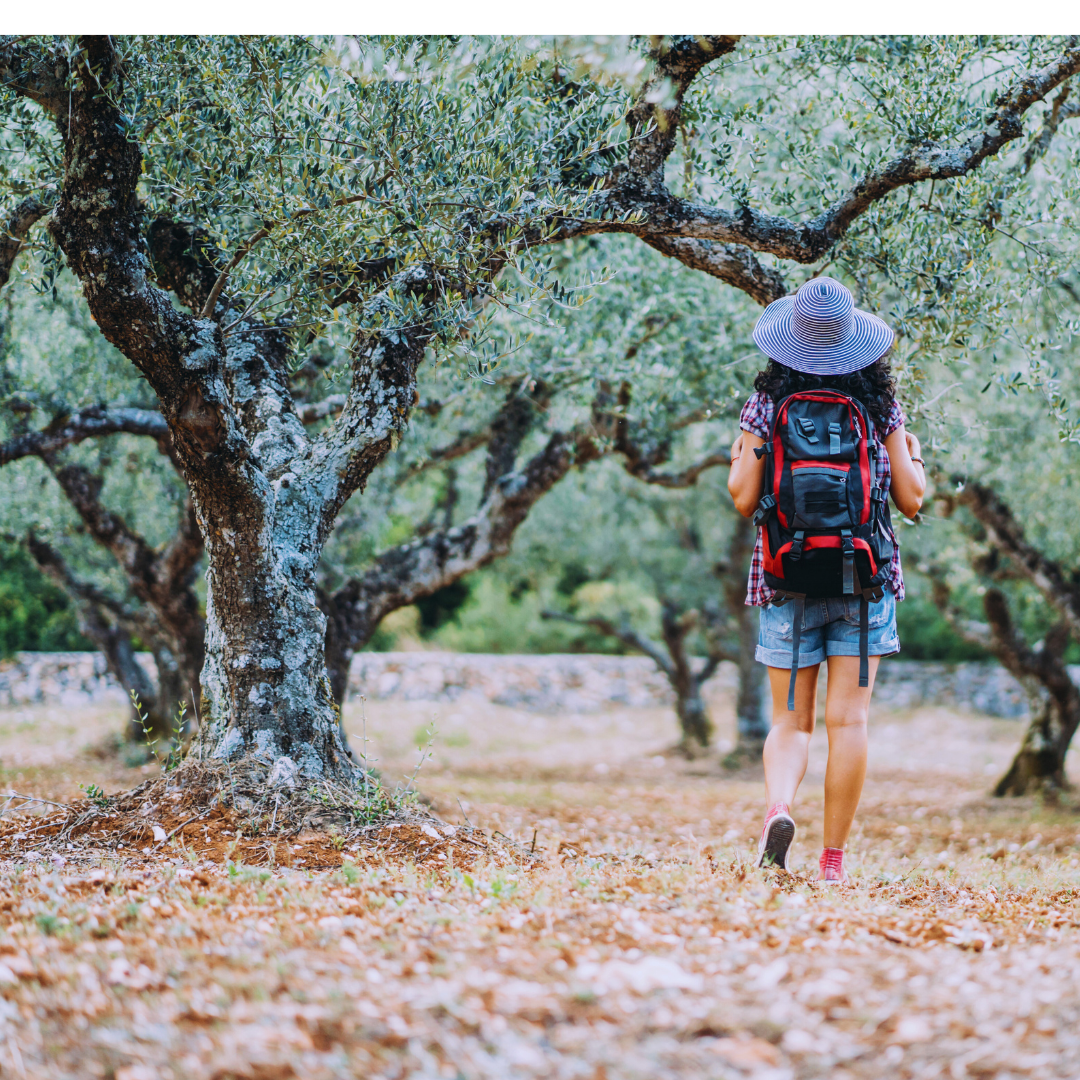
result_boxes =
[3,35,1080,797]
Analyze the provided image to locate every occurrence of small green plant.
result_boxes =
[35,912,63,936]
[129,691,190,771]
[403,719,438,794]
[341,861,360,885]
[79,782,110,809]
[328,825,345,851]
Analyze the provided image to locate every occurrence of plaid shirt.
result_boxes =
[739,391,906,606]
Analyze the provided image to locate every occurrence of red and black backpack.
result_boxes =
[752,390,894,706]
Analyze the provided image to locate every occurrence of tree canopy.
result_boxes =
[2,34,1079,794]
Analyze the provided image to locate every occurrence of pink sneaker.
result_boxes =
[818,847,845,883]
[757,802,795,870]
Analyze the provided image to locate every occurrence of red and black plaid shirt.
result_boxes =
[739,391,906,606]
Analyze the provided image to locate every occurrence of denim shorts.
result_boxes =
[756,590,899,668]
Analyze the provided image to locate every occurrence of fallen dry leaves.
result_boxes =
[1,697,1080,1078]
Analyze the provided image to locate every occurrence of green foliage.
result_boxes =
[0,540,88,656]
[68,36,631,372]
[79,782,110,809]
[4,35,1080,671]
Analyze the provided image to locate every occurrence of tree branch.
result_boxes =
[42,456,206,707]
[0,39,70,121]
[326,422,599,655]
[397,426,493,485]
[0,195,53,289]
[623,36,741,183]
[541,609,675,675]
[145,217,221,314]
[0,406,169,466]
[565,38,1080,278]
[297,395,347,425]
[639,236,788,306]
[623,449,730,488]
[948,478,1080,640]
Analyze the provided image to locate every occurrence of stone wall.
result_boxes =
[0,650,1054,718]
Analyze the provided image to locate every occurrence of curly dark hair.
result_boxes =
[753,353,897,430]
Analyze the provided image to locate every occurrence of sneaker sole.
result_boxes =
[757,815,795,871]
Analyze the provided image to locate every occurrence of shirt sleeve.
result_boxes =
[739,392,771,439]
[883,399,906,438]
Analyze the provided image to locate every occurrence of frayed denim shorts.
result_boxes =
[755,590,899,669]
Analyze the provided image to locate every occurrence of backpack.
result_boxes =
[752,390,894,709]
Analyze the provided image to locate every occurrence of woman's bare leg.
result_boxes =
[821,654,880,849]
[762,664,820,809]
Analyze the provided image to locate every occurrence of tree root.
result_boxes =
[0,756,536,872]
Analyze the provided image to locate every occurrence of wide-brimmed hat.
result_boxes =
[752,276,894,375]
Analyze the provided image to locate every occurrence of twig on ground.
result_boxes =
[0,791,71,813]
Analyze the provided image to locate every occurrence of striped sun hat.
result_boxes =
[752,276,894,375]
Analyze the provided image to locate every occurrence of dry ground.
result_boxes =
[2,676,1080,1079]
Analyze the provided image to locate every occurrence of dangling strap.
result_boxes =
[787,595,805,712]
[859,594,869,688]
[841,529,855,595]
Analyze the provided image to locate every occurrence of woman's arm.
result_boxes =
[727,431,767,518]
[884,425,926,518]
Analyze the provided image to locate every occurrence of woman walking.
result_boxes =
[727,277,925,883]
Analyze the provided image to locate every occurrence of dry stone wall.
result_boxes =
[0,650,1054,717]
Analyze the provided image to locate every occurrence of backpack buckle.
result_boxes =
[788,530,806,561]
[753,494,776,527]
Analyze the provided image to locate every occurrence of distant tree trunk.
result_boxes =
[994,689,1077,796]
[723,516,769,757]
[542,602,723,755]
[319,588,355,756]
[322,594,353,715]
[929,569,1080,798]
[988,609,1080,797]
[25,532,172,743]
[661,601,714,749]
[84,609,160,744]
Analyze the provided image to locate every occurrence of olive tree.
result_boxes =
[3,34,1078,794]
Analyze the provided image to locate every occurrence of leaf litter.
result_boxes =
[1,697,1080,1078]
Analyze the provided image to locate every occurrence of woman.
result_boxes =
[727,277,926,883]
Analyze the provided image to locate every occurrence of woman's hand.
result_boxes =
[728,431,766,518]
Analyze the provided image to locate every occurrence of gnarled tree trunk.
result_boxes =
[197,529,346,779]
[990,614,1080,797]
